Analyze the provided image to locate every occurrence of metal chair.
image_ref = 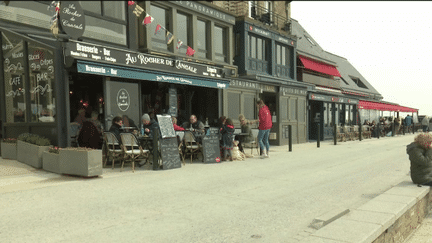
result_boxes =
[242,129,260,156]
[120,133,149,172]
[183,131,201,163]
[103,132,124,169]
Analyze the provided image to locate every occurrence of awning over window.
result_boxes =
[298,55,341,77]
[358,100,418,112]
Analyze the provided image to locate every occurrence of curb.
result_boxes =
[303,181,431,243]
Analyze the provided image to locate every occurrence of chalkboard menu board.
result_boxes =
[161,137,181,170]
[202,135,221,163]
[156,114,176,139]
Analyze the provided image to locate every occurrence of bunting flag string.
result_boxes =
[186,46,196,56]
[142,13,154,26]
[166,31,174,45]
[49,1,60,37]
[155,24,163,35]
[176,40,183,49]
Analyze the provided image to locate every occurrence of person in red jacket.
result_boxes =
[172,116,185,131]
[255,99,272,158]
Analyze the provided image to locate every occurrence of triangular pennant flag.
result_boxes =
[128,1,135,6]
[50,22,59,37]
[186,46,195,56]
[133,4,144,17]
[176,40,183,49]
[142,13,154,25]
[155,24,162,35]
[166,31,174,44]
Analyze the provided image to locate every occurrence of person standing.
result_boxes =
[405,114,413,132]
[255,100,272,159]
[421,116,430,132]
[220,118,235,161]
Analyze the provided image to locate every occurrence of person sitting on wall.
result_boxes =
[141,113,159,139]
[407,133,432,186]
[181,114,205,143]
[108,116,123,145]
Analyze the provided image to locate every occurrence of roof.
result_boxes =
[325,51,382,98]
[290,18,336,65]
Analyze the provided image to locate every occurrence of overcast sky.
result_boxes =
[290,1,432,116]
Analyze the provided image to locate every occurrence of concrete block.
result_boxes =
[372,194,417,209]
[312,218,382,243]
[384,182,430,200]
[357,200,408,219]
[309,208,350,230]
[344,209,395,234]
[302,235,347,243]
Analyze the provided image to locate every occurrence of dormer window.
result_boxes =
[305,36,315,46]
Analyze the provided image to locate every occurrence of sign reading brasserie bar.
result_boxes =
[65,41,226,79]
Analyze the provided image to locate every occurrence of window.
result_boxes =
[249,34,267,61]
[79,1,101,15]
[103,1,125,20]
[177,12,190,51]
[3,32,26,123]
[340,77,349,85]
[197,20,208,59]
[305,36,315,46]
[28,41,56,123]
[276,43,289,66]
[248,1,258,19]
[350,76,368,89]
[151,5,169,50]
[214,26,227,62]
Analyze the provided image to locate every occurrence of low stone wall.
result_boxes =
[373,190,432,243]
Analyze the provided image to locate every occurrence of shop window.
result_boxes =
[82,16,127,45]
[177,12,190,52]
[0,1,53,30]
[196,19,208,59]
[214,25,227,63]
[244,94,255,121]
[228,92,240,120]
[2,32,26,123]
[28,41,56,123]
[249,34,267,61]
[151,4,169,51]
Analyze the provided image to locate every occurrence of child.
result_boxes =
[220,118,235,161]
[407,133,432,186]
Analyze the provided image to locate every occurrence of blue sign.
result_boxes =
[77,61,229,89]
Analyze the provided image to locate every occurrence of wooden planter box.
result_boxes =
[42,151,61,174]
[1,142,17,160]
[17,140,49,168]
[59,148,103,177]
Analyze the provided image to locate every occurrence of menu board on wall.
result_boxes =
[156,114,176,139]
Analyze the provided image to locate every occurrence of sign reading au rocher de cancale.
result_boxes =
[64,40,227,79]
[59,1,85,39]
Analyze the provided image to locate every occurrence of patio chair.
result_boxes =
[120,133,149,172]
[242,129,260,156]
[103,132,124,169]
[336,126,346,142]
[183,131,201,163]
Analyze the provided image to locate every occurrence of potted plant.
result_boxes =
[59,147,103,177]
[42,146,61,174]
[17,133,51,168]
[1,138,18,160]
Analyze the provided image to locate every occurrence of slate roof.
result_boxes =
[291,18,382,99]
[325,51,382,98]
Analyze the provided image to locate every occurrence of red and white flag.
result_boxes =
[155,24,163,35]
[142,13,154,26]
[186,46,195,56]
[176,40,183,49]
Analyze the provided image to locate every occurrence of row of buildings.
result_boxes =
[0,1,418,147]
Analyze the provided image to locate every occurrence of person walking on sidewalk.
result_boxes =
[406,133,432,186]
[255,99,272,159]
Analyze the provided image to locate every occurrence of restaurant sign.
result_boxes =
[309,93,359,104]
[77,61,229,89]
[65,40,227,79]
[172,1,235,24]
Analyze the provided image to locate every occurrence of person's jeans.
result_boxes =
[257,129,270,152]
[423,125,428,132]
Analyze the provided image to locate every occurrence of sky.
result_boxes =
[290,1,432,116]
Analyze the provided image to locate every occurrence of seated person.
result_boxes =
[78,120,102,149]
[237,114,255,153]
[172,116,185,131]
[122,115,139,135]
[141,113,159,138]
[108,116,123,145]
[181,114,205,143]
[90,111,103,134]
[407,133,432,186]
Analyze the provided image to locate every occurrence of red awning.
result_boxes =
[299,55,341,77]
[358,100,418,112]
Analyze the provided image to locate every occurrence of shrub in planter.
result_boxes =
[59,147,102,177]
[1,138,18,160]
[17,133,51,168]
[42,146,61,174]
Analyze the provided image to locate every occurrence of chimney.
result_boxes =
[286,1,291,20]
